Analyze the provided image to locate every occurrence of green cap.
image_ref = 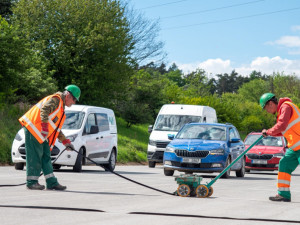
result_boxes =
[65,84,81,101]
[259,93,275,109]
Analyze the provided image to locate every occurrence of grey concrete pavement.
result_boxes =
[1,165,300,225]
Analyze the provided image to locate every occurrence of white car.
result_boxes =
[11,105,118,172]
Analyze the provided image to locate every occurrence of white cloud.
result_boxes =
[271,36,300,48]
[176,56,300,76]
[177,58,232,75]
[291,25,300,32]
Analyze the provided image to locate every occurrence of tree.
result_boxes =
[12,0,134,107]
[124,3,165,65]
[215,70,247,95]
[183,69,211,97]
[238,79,269,103]
[271,73,300,104]
[117,70,165,126]
[0,16,27,102]
[0,0,13,20]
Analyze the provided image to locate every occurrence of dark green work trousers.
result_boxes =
[24,127,59,188]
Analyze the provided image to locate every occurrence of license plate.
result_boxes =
[182,158,201,164]
[252,159,268,164]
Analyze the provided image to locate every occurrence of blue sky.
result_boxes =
[128,0,300,76]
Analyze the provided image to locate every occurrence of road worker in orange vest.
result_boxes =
[260,93,300,202]
[19,85,81,190]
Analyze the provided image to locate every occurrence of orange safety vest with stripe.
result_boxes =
[280,101,300,151]
[19,93,66,151]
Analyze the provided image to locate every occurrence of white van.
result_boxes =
[11,105,118,172]
[147,104,217,167]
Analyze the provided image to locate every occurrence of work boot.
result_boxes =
[27,183,45,190]
[269,194,291,202]
[47,184,67,191]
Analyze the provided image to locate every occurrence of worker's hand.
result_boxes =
[262,129,268,137]
[41,122,49,138]
[62,139,75,151]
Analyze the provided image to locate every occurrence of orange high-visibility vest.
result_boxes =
[19,93,66,150]
[280,101,300,151]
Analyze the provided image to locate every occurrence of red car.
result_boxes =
[244,132,287,172]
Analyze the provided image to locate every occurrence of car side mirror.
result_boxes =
[230,138,240,143]
[90,125,99,134]
[168,134,175,140]
[148,125,153,133]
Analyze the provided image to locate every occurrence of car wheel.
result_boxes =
[164,168,174,176]
[221,156,231,178]
[53,165,61,170]
[148,161,156,168]
[73,148,83,172]
[104,149,116,172]
[15,163,24,170]
[236,157,245,177]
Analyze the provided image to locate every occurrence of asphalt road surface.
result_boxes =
[1,165,300,225]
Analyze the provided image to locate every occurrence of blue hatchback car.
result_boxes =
[163,123,245,178]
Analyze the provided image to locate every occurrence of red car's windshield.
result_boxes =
[245,134,283,147]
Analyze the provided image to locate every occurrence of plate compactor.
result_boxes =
[174,136,263,198]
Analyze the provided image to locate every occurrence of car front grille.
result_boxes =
[175,149,209,158]
[18,144,60,160]
[171,161,212,168]
[156,141,170,148]
[247,154,273,160]
[246,163,277,168]
[147,151,164,160]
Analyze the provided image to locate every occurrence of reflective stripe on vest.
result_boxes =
[282,103,300,135]
[20,114,46,142]
[278,187,290,192]
[35,98,62,131]
[278,179,290,185]
[280,102,300,150]
[19,93,65,145]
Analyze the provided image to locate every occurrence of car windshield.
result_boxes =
[153,115,202,132]
[244,134,283,147]
[176,124,226,141]
[62,111,85,130]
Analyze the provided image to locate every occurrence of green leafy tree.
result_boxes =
[12,0,134,107]
[238,79,269,103]
[271,72,300,104]
[184,69,211,97]
[0,0,13,20]
[215,70,247,95]
[0,16,27,102]
[118,70,164,126]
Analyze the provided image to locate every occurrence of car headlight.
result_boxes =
[149,140,156,146]
[273,153,284,158]
[14,133,22,141]
[67,134,78,142]
[59,134,78,143]
[210,148,225,155]
[166,146,175,152]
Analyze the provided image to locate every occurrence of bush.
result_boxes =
[0,103,28,164]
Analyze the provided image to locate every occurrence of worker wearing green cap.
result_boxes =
[260,93,300,202]
[19,85,81,190]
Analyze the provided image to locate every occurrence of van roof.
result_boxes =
[159,104,216,115]
[65,104,114,114]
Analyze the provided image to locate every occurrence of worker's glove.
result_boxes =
[262,129,268,137]
[62,139,75,151]
[41,122,49,138]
